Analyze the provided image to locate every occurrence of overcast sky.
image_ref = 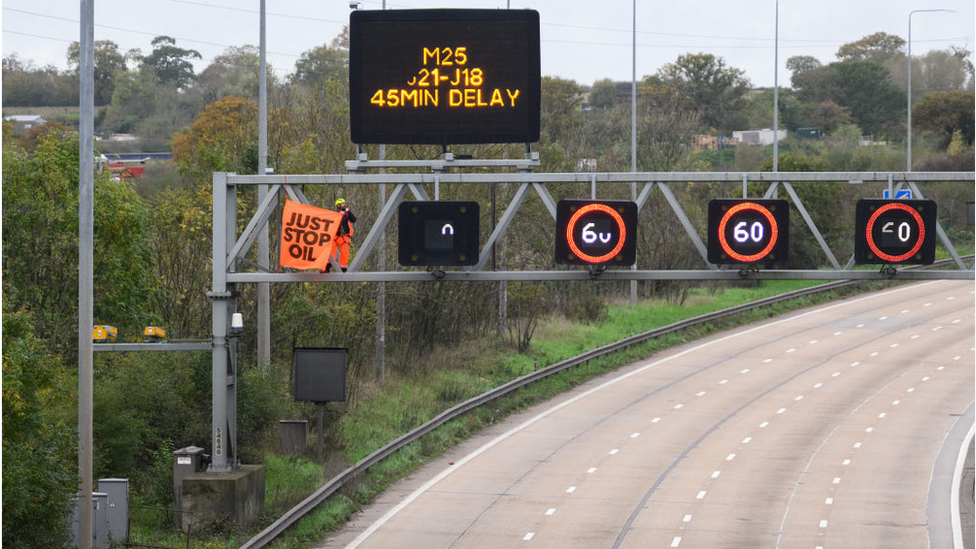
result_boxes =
[2,0,973,88]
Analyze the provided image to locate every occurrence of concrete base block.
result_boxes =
[179,465,265,531]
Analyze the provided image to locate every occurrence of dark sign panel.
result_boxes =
[855,199,937,265]
[398,201,480,266]
[294,348,347,403]
[349,9,541,144]
[707,199,789,265]
[555,200,637,266]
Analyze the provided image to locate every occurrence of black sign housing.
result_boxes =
[854,199,937,265]
[349,9,541,144]
[398,201,480,266]
[707,199,789,265]
[555,199,637,266]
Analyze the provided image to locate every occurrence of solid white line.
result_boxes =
[347,283,940,549]
[951,423,975,549]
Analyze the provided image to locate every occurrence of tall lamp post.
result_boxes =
[773,0,779,173]
[907,8,952,172]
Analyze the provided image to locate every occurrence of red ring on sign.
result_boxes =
[565,203,627,264]
[717,202,779,263]
[865,202,925,263]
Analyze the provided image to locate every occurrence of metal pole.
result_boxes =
[773,0,779,173]
[257,0,271,367]
[631,0,637,173]
[376,0,387,383]
[78,1,95,546]
[376,145,386,383]
[630,0,638,305]
[908,11,913,172]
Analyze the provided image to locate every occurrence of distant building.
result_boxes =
[4,114,47,131]
[692,135,740,151]
[732,129,787,146]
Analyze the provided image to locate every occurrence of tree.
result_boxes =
[171,95,259,181]
[834,60,905,137]
[836,32,905,63]
[539,76,583,145]
[2,296,76,549]
[656,53,751,133]
[588,78,617,109]
[916,49,969,93]
[2,55,76,107]
[291,43,348,87]
[786,55,821,76]
[739,87,804,131]
[804,100,853,134]
[140,36,201,89]
[912,89,975,146]
[197,46,263,104]
[68,39,127,105]
[2,129,156,353]
[793,60,905,137]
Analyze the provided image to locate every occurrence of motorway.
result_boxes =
[320,280,974,549]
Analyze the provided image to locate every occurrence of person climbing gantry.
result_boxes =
[332,197,356,272]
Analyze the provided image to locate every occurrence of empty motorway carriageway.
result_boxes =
[318,280,974,549]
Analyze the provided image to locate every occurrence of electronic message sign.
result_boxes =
[555,200,637,266]
[707,199,789,265]
[349,9,541,144]
[398,201,480,266]
[854,199,936,265]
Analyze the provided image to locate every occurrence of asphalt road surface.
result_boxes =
[320,280,974,549]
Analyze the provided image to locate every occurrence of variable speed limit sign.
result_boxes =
[855,199,936,265]
[555,199,637,266]
[707,199,789,265]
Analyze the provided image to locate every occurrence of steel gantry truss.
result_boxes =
[208,162,973,470]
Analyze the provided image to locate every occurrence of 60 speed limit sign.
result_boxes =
[707,199,789,265]
[854,199,936,265]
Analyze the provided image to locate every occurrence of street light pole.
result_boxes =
[773,0,779,173]
[907,8,952,172]
[257,0,271,367]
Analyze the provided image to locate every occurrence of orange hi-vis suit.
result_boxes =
[334,199,356,271]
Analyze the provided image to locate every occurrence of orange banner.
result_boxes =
[279,199,343,271]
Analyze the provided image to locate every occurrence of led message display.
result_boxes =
[349,9,541,144]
